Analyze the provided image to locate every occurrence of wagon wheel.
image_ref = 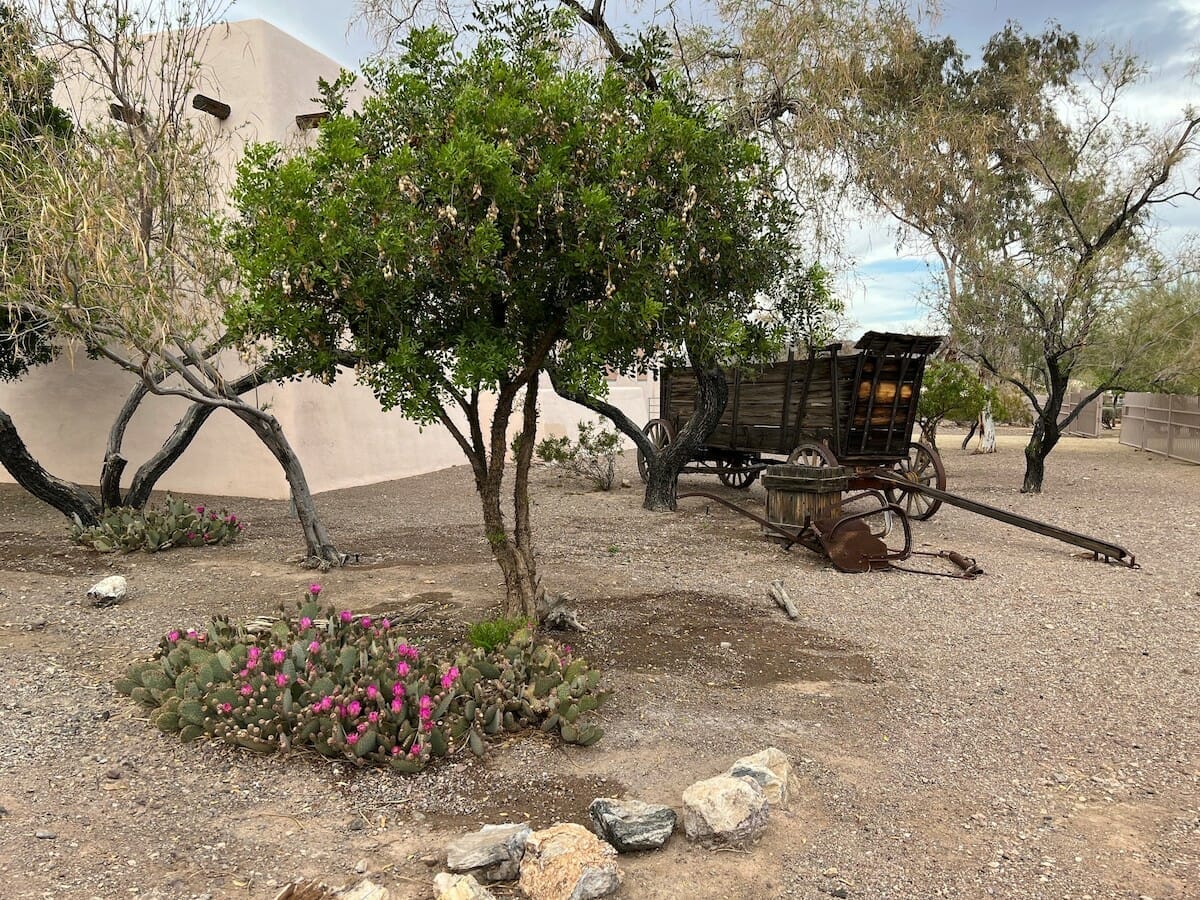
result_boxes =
[717,457,760,489]
[884,442,947,521]
[636,418,675,483]
[786,441,838,468]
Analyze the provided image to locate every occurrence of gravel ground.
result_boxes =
[0,427,1196,899]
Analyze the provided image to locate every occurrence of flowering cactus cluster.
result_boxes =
[116,586,607,772]
[72,496,243,552]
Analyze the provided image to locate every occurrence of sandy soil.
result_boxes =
[0,428,1196,899]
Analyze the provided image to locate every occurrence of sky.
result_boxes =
[231,0,1200,337]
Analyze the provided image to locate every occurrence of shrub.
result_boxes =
[116,587,607,772]
[467,615,532,653]
[71,496,242,552]
[535,421,621,491]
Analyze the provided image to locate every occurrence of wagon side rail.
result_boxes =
[871,470,1137,566]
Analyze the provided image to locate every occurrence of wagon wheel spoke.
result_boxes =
[637,418,675,484]
[787,441,837,467]
[884,442,946,521]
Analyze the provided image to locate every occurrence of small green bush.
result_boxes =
[535,421,621,491]
[71,496,242,552]
[467,615,532,653]
[116,587,607,772]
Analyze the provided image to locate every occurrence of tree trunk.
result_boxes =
[979,404,996,454]
[100,381,150,509]
[509,378,544,618]
[0,408,101,525]
[232,409,341,567]
[643,362,729,511]
[920,418,939,452]
[123,401,218,508]
[1021,377,1065,493]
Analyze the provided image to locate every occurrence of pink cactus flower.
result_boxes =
[380,619,391,630]
[368,711,379,723]
[299,616,313,629]
[309,584,322,597]
[366,685,378,699]
[271,649,286,665]
[308,640,321,653]
[186,629,197,639]
[392,682,406,697]
[195,505,205,516]
[360,616,372,628]
[248,646,261,660]
[339,610,352,623]
[218,703,232,714]
[396,661,410,677]
[409,743,420,757]
[440,667,460,691]
[390,698,403,713]
[167,630,180,642]
[347,700,362,717]
[346,733,359,746]
[319,696,333,712]
[275,673,289,687]
[391,745,401,756]
[240,684,253,696]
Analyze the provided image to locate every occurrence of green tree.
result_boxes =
[916,359,993,451]
[227,6,796,615]
[845,24,1200,492]
[359,1,849,508]
[1,0,341,564]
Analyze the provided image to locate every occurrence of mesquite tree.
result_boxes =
[227,6,795,614]
[845,24,1200,492]
[0,0,340,564]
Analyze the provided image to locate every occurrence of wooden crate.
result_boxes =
[762,464,849,533]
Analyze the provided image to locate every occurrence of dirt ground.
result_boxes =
[0,427,1197,899]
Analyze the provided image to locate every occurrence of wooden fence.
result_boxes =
[1119,392,1200,465]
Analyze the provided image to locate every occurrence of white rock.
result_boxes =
[432,873,496,900]
[682,775,769,847]
[87,575,127,607]
[728,747,793,808]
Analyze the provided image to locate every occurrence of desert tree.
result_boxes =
[841,23,1200,491]
[1,0,341,563]
[356,0,854,506]
[226,4,796,614]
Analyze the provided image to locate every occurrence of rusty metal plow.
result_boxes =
[677,491,983,578]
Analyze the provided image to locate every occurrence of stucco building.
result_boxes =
[1,18,650,500]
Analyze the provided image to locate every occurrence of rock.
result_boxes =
[728,747,792,808]
[682,775,769,847]
[518,823,621,900]
[353,858,368,874]
[446,822,531,883]
[588,798,676,852]
[35,830,57,840]
[432,873,496,900]
[620,479,631,489]
[338,880,389,900]
[87,575,127,607]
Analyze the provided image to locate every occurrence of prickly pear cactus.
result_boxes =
[115,588,608,771]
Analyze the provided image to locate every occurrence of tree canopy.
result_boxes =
[228,4,798,614]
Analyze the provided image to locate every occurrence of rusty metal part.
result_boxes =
[810,505,912,573]
[870,470,1138,567]
[677,490,807,548]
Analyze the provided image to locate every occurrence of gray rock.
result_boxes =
[682,775,769,847]
[588,798,676,852]
[432,873,496,900]
[339,880,389,900]
[446,822,532,883]
[728,747,792,808]
[518,824,621,900]
[35,830,57,840]
[87,575,128,607]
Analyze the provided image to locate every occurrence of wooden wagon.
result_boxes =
[640,331,949,519]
